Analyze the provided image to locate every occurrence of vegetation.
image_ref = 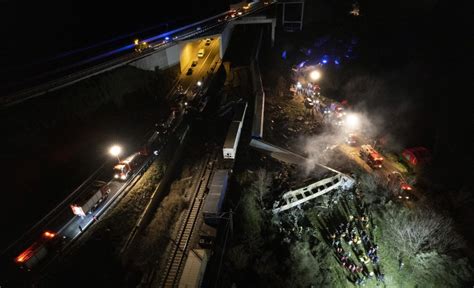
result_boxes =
[222,164,474,287]
[374,202,472,287]
[250,168,272,206]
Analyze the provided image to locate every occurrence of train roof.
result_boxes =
[223,122,241,149]
[232,102,248,122]
[202,170,229,215]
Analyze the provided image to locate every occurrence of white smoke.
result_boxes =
[299,111,380,175]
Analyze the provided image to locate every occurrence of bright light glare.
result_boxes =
[345,114,359,129]
[197,81,202,86]
[296,82,302,89]
[43,231,56,238]
[309,70,321,81]
[109,145,122,157]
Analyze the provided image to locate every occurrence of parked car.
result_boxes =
[197,48,205,58]
[191,59,198,67]
[186,68,193,75]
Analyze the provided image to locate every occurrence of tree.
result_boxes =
[250,168,272,206]
[253,250,282,287]
[227,244,250,271]
[358,173,389,204]
[286,241,322,287]
[284,240,349,288]
[410,251,473,287]
[382,203,464,256]
[239,188,264,252]
[359,173,377,192]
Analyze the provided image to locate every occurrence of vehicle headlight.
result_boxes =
[114,175,119,179]
[121,175,127,180]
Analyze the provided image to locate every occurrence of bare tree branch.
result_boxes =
[383,204,464,256]
[251,168,272,206]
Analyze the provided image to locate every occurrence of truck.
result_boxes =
[359,144,384,169]
[202,170,229,226]
[387,171,415,200]
[14,231,59,270]
[70,180,110,217]
[113,152,145,180]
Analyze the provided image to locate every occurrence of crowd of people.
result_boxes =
[321,196,385,286]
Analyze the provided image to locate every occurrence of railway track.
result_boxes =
[154,151,216,287]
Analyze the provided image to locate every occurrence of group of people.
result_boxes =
[327,211,384,285]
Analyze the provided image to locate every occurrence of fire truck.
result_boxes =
[387,171,415,200]
[359,144,384,169]
[14,231,60,270]
[113,152,145,180]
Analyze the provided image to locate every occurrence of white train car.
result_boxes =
[223,102,248,159]
[223,122,242,159]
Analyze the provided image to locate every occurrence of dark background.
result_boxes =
[0,0,230,89]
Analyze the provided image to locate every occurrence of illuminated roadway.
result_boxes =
[178,38,221,101]
[55,37,222,242]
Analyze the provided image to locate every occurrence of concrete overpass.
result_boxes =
[130,16,276,74]
[1,3,276,109]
